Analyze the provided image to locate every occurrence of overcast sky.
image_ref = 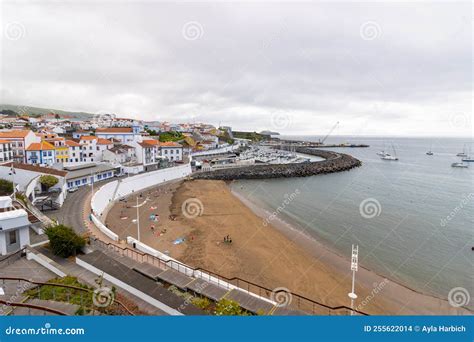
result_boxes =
[1,1,472,136]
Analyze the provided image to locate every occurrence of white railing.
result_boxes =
[90,164,192,239]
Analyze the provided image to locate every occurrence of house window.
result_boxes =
[75,180,80,185]
[48,151,52,156]
[9,230,17,244]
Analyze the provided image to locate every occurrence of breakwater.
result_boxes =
[192,148,361,180]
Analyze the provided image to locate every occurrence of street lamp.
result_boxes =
[348,244,359,315]
[133,196,149,242]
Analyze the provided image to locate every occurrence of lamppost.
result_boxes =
[133,196,149,242]
[348,244,359,315]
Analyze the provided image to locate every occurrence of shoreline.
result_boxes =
[230,185,469,313]
[105,179,472,315]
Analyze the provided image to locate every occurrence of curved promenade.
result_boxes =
[192,148,361,180]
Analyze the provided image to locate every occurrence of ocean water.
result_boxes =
[231,136,473,301]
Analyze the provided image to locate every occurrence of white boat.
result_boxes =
[376,151,389,157]
[452,162,468,168]
[457,144,469,157]
[381,143,399,161]
[461,157,474,162]
[426,143,433,155]
[381,154,399,161]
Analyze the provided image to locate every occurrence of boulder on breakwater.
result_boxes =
[192,148,361,180]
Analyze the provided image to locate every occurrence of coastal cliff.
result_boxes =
[192,148,361,180]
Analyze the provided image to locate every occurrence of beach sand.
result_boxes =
[106,179,471,315]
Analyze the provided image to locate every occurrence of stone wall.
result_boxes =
[192,148,361,180]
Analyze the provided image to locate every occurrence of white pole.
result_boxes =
[11,164,16,201]
[348,244,358,315]
[136,196,140,242]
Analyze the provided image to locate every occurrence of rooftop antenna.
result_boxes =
[348,244,358,315]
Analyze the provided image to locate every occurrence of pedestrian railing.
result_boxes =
[0,277,136,316]
[90,238,368,316]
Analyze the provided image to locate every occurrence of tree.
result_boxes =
[214,298,248,316]
[39,175,59,189]
[44,224,85,258]
[0,179,13,196]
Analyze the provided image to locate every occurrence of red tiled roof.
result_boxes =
[97,138,113,145]
[0,130,31,139]
[80,136,97,141]
[26,141,55,151]
[66,140,81,147]
[95,127,133,133]
[159,141,182,147]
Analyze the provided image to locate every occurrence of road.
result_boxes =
[45,176,128,234]
[45,185,90,234]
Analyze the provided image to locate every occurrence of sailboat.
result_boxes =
[426,143,433,155]
[376,141,390,157]
[456,144,468,157]
[381,143,399,161]
[461,145,474,162]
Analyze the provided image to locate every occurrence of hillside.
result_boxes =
[0,104,96,120]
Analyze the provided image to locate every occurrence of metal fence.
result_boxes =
[90,238,368,316]
[0,277,135,316]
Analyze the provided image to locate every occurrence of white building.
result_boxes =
[0,130,41,163]
[65,140,82,163]
[0,140,13,164]
[0,196,31,256]
[102,144,136,164]
[135,139,161,171]
[159,142,183,162]
[95,127,142,144]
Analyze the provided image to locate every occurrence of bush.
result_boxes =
[45,224,85,258]
[214,298,248,316]
[159,131,184,142]
[192,297,211,310]
[39,175,59,189]
[0,178,13,195]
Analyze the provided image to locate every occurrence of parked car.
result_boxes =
[68,187,79,193]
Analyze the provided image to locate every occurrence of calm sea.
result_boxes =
[231,136,473,301]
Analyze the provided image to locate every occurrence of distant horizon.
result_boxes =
[1,102,472,139]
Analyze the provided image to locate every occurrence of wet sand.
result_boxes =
[106,179,472,315]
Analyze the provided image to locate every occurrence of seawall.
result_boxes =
[192,148,361,180]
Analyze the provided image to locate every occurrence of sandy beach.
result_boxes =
[106,179,472,315]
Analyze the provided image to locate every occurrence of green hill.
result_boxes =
[0,104,96,119]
